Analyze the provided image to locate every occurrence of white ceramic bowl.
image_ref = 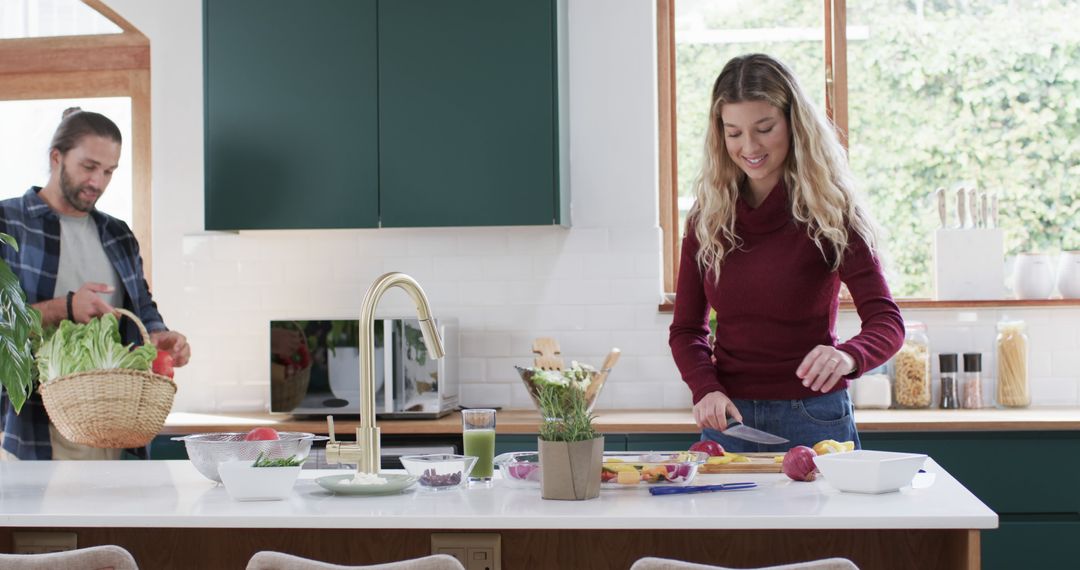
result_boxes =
[218,460,302,501]
[813,450,927,494]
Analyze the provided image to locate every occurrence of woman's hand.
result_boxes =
[796,345,856,392]
[693,391,743,431]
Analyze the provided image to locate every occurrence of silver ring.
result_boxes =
[827,358,839,365]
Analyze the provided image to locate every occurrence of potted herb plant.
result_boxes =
[0,233,42,414]
[536,380,604,501]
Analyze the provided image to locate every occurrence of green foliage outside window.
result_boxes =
[676,0,1080,297]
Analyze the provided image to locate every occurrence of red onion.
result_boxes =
[782,445,818,482]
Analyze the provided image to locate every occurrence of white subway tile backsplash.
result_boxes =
[405,232,460,257]
[461,332,513,358]
[552,279,611,305]
[486,357,528,383]
[1031,377,1079,406]
[582,253,639,279]
[586,305,637,331]
[607,227,660,254]
[460,383,511,409]
[610,330,670,357]
[599,382,666,410]
[482,255,534,280]
[456,230,509,256]
[483,306,540,331]
[506,229,563,255]
[533,254,585,280]
[561,228,609,253]
[534,306,588,331]
[458,358,486,382]
[609,278,661,304]
[433,256,488,281]
[1051,350,1080,378]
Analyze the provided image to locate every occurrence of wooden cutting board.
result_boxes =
[698,452,785,474]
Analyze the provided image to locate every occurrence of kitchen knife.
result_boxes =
[990,193,999,228]
[967,187,979,229]
[723,418,789,445]
[649,482,758,495]
[980,193,989,230]
[935,187,946,229]
[956,187,967,229]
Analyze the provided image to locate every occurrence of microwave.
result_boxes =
[269,317,458,419]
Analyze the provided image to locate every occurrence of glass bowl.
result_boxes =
[515,365,611,415]
[600,451,707,489]
[399,454,477,491]
[494,451,542,487]
[172,432,324,483]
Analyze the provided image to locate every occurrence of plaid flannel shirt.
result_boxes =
[0,187,166,459]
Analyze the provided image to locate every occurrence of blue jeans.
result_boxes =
[700,390,861,453]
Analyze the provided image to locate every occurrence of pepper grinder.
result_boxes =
[939,353,960,409]
[962,353,984,409]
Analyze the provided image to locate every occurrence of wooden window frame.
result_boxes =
[0,0,153,281]
[657,0,1080,312]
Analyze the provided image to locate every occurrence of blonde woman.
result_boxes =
[669,54,904,452]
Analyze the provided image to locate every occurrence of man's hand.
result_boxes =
[796,345,856,393]
[71,282,116,323]
[693,391,742,432]
[150,330,191,368]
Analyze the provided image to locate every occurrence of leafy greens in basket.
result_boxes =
[36,313,157,384]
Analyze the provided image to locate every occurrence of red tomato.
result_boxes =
[689,440,725,457]
[244,427,280,441]
[152,351,175,379]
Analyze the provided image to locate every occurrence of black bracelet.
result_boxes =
[66,291,75,322]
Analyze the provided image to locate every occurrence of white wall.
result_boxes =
[106,0,1079,414]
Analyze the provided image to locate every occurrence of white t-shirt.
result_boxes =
[54,213,124,308]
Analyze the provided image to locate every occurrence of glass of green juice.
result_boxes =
[461,409,496,486]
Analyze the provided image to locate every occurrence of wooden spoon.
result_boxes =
[532,337,564,370]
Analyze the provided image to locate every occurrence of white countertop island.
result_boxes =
[0,459,994,569]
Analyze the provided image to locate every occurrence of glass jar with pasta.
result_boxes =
[894,321,931,408]
[996,319,1030,407]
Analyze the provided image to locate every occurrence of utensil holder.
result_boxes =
[933,228,1005,300]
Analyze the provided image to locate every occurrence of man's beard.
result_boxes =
[59,163,99,213]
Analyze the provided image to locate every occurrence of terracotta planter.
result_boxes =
[538,436,604,500]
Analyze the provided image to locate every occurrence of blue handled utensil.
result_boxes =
[649,482,757,495]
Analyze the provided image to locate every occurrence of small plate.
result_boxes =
[315,473,417,496]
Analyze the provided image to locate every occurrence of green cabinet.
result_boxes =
[204,0,566,230]
[378,0,561,227]
[204,0,379,230]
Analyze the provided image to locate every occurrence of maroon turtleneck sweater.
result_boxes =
[669,182,904,403]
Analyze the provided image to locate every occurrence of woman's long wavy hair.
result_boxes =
[690,53,879,282]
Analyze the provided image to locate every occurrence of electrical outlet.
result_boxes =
[12,531,78,554]
[431,532,500,570]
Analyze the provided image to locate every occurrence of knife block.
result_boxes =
[933,228,1005,300]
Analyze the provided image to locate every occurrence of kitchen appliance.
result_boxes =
[269,317,459,418]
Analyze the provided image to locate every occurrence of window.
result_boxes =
[0,0,152,275]
[660,0,1080,302]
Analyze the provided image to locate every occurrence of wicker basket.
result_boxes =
[271,362,311,411]
[38,308,177,449]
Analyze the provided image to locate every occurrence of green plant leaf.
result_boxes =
[0,234,42,414]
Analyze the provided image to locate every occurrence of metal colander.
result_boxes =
[172,432,324,483]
